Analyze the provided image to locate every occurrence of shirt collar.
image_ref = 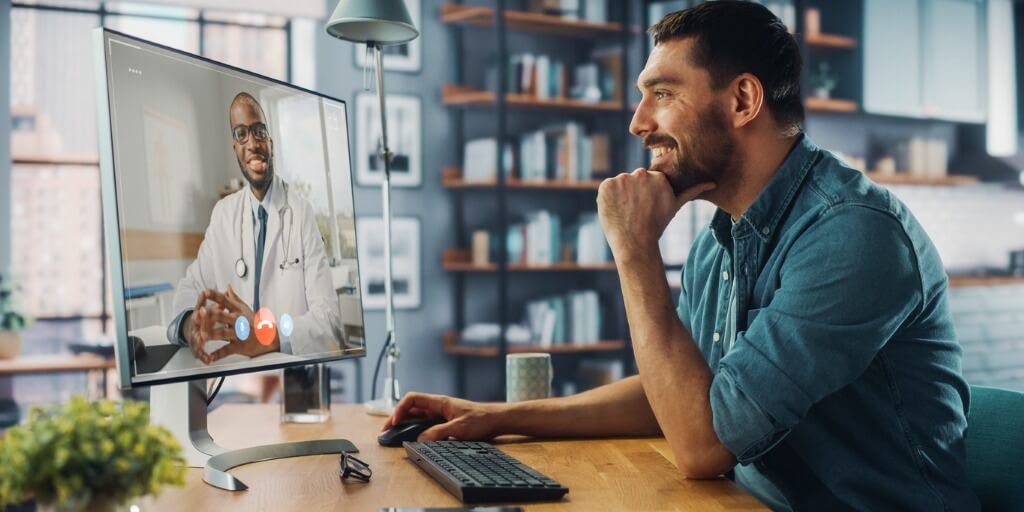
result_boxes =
[710,134,819,247]
[247,177,274,220]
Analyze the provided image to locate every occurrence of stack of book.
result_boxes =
[502,210,609,266]
[524,289,602,346]
[518,123,610,182]
[565,213,609,264]
[487,49,623,104]
[527,0,609,22]
[507,53,569,100]
[574,49,623,103]
[462,137,515,182]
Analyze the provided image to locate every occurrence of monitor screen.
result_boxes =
[95,29,365,388]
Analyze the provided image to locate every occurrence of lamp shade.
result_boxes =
[325,0,419,45]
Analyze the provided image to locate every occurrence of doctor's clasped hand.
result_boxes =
[182,286,279,364]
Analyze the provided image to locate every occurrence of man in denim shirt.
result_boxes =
[383,2,979,509]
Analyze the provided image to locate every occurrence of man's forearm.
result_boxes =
[617,249,735,477]
[495,375,661,438]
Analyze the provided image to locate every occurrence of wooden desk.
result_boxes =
[142,404,767,511]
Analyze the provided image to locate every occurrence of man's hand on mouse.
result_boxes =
[383,392,504,442]
[597,168,715,261]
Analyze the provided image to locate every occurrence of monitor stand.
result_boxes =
[149,379,358,491]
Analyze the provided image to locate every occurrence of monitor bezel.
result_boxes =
[93,27,366,390]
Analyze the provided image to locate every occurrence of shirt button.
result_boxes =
[723,271,730,281]
[713,332,721,342]
[762,227,771,236]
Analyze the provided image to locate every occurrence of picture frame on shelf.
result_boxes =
[355,216,421,310]
[352,0,422,72]
[355,92,422,188]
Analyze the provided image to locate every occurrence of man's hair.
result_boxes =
[649,0,804,136]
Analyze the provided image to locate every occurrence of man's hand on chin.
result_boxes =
[597,168,716,260]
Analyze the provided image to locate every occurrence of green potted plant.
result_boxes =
[0,396,187,511]
[0,273,30,359]
[810,61,838,100]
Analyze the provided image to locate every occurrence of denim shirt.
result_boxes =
[677,135,980,511]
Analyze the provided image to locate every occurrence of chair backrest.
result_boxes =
[966,385,1024,510]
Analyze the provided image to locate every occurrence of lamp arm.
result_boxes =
[372,42,400,407]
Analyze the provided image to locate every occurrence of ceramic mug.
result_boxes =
[506,353,552,403]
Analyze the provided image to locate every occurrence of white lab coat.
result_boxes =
[170,175,343,356]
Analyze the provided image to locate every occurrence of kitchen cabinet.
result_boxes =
[864,0,987,122]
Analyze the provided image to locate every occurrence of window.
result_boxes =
[10,0,295,321]
[8,0,303,408]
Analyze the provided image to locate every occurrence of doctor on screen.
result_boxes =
[166,92,344,365]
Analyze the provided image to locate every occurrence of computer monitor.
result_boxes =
[94,28,365,489]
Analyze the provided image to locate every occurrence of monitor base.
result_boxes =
[150,380,358,491]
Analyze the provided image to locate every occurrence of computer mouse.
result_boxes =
[378,418,445,447]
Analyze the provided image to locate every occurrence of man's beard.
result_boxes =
[646,101,738,195]
[238,155,274,192]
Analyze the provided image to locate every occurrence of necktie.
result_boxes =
[253,205,268,310]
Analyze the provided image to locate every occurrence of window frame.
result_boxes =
[9,1,295,327]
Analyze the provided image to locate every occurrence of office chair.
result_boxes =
[966,385,1024,510]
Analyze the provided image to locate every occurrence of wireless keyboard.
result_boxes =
[404,440,568,503]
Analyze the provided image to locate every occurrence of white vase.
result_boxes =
[0,330,21,359]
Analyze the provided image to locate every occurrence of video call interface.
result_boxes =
[101,31,365,385]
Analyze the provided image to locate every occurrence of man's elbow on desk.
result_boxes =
[672,441,736,480]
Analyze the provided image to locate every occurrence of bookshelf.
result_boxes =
[805,33,857,49]
[949,276,1024,288]
[863,172,979,187]
[442,249,617,273]
[442,167,604,191]
[442,85,623,112]
[443,1,634,400]
[440,4,623,38]
[443,331,626,357]
[805,97,859,113]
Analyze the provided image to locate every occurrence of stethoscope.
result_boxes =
[234,183,301,279]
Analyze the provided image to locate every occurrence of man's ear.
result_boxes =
[728,73,764,129]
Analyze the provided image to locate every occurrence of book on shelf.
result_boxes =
[492,210,609,266]
[525,210,561,265]
[568,212,610,264]
[460,323,534,346]
[462,137,514,181]
[590,48,623,103]
[582,0,608,23]
[516,122,608,183]
[524,289,602,346]
[486,50,621,104]
[528,0,581,19]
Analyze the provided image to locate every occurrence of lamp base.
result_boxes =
[364,398,395,416]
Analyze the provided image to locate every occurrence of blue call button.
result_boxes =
[280,314,294,338]
[234,315,250,340]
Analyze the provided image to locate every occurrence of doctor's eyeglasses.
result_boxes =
[339,452,372,482]
[231,122,270,145]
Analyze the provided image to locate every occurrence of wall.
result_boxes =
[317,0,457,399]
[0,0,10,273]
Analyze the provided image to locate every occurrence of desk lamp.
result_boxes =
[325,0,419,416]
